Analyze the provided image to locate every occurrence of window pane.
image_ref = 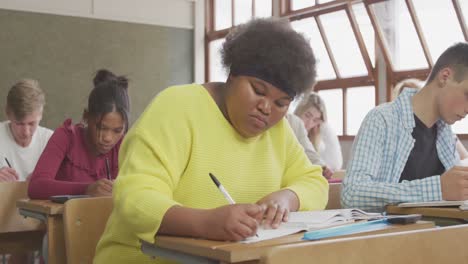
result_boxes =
[318,89,343,135]
[209,39,227,82]
[291,0,315,10]
[452,118,468,135]
[254,0,272,18]
[352,3,375,67]
[234,0,252,25]
[413,0,465,63]
[346,86,375,135]
[291,18,336,80]
[371,0,427,70]
[215,0,232,30]
[320,11,368,78]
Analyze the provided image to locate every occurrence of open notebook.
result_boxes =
[243,208,381,243]
[398,200,468,210]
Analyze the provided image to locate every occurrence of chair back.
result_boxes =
[63,197,113,264]
[326,183,342,209]
[0,181,42,232]
[0,181,44,254]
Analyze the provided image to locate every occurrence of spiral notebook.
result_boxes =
[243,208,381,243]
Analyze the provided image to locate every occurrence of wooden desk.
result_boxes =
[386,205,468,220]
[260,224,468,264]
[141,221,435,264]
[16,199,65,264]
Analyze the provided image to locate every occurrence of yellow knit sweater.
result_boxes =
[94,84,328,264]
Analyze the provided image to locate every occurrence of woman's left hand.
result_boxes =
[256,189,299,229]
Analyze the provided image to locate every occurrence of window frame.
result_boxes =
[205,0,468,139]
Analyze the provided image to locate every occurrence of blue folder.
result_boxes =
[303,219,390,240]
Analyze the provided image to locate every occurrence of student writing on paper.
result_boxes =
[94,18,328,264]
[0,79,53,182]
[0,79,53,264]
[342,42,468,212]
[28,69,130,199]
[294,92,343,172]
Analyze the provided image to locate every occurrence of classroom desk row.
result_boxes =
[13,197,468,264]
[8,179,468,264]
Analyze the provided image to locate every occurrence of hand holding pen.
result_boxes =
[0,157,19,182]
[209,173,262,240]
[84,158,113,196]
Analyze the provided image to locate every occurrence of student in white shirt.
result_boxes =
[286,113,333,178]
[0,79,53,181]
[294,92,343,172]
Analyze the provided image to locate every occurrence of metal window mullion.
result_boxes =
[365,2,394,72]
[345,2,375,80]
[315,15,341,79]
[452,0,468,41]
[405,0,433,67]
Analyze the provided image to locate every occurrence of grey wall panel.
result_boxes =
[0,8,193,129]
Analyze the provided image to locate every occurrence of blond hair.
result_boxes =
[6,79,45,120]
[294,92,327,150]
[391,78,424,101]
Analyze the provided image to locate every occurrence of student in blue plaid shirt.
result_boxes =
[342,42,468,212]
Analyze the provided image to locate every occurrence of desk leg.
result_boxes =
[46,215,66,264]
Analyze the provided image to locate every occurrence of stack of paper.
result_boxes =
[243,209,381,243]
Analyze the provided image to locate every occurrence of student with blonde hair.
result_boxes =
[286,113,333,179]
[0,79,53,182]
[294,92,343,172]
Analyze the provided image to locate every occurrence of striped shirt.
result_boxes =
[341,89,458,212]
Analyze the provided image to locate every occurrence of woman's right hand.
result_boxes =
[200,204,264,241]
[0,167,19,182]
[85,178,113,197]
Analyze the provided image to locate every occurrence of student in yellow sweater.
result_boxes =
[94,18,328,263]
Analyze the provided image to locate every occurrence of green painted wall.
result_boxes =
[0,8,193,129]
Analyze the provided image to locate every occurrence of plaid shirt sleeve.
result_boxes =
[341,108,442,212]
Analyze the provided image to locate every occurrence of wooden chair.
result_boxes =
[260,224,468,264]
[331,170,345,180]
[325,183,342,209]
[63,197,113,264]
[0,181,44,254]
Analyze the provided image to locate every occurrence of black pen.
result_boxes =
[209,173,236,204]
[4,157,12,168]
[105,158,111,180]
[209,173,259,237]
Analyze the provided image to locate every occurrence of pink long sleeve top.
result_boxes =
[28,119,121,199]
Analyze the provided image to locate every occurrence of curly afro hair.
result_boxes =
[221,18,316,98]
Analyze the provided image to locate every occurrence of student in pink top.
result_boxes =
[28,69,130,199]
